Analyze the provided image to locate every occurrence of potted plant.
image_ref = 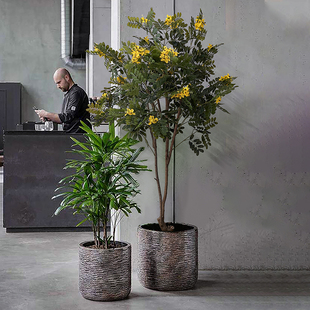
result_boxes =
[88,8,237,290]
[53,121,149,301]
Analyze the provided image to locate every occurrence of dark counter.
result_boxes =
[3,131,92,232]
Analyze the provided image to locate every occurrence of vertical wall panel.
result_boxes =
[88,0,111,97]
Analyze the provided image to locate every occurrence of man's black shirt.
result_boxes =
[58,84,91,133]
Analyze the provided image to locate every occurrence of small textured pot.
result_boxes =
[79,241,131,301]
[137,223,198,291]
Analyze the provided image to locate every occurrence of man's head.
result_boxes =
[53,68,74,92]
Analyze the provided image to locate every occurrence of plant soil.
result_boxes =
[142,223,193,232]
[83,241,127,249]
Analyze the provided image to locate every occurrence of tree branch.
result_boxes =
[157,98,162,113]
[174,129,197,149]
[150,130,162,212]
[167,107,182,164]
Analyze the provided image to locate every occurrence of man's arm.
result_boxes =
[35,110,62,124]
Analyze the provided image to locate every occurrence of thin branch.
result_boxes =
[157,98,162,113]
[174,129,197,149]
[150,130,162,210]
[160,97,171,220]
[167,107,182,164]
[161,133,170,213]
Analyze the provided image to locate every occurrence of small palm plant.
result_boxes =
[53,121,150,249]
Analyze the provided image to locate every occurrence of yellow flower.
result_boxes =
[207,44,213,51]
[215,96,222,104]
[160,46,178,63]
[165,15,179,29]
[148,115,159,125]
[165,15,173,26]
[171,85,190,99]
[141,17,148,24]
[195,17,206,31]
[219,73,231,81]
[144,36,149,44]
[101,93,107,99]
[132,50,141,64]
[183,85,190,97]
[125,108,135,116]
[131,44,150,63]
[117,76,127,84]
[94,47,105,57]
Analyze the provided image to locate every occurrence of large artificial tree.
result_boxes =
[88,8,237,231]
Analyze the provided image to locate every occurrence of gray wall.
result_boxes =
[0,0,86,124]
[117,0,310,270]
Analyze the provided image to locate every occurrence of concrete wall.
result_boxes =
[0,0,86,124]
[116,0,310,270]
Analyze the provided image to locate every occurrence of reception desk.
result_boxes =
[3,131,92,232]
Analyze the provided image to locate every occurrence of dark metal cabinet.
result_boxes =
[0,83,21,150]
[3,131,91,232]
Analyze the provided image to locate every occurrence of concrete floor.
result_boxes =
[1,181,310,309]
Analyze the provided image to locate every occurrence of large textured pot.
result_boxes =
[79,241,131,301]
[137,223,198,291]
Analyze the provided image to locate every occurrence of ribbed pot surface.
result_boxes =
[79,241,131,301]
[137,223,198,291]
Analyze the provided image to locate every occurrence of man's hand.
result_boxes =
[35,109,62,124]
[35,109,48,121]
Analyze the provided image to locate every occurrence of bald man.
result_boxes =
[35,68,91,133]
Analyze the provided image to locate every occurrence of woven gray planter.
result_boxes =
[79,241,131,301]
[137,223,198,291]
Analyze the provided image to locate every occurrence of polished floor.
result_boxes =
[1,178,310,310]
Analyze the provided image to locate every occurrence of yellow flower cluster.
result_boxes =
[160,46,178,63]
[132,44,150,64]
[117,76,127,84]
[148,115,159,125]
[141,17,148,24]
[207,44,213,51]
[171,85,190,99]
[215,96,222,104]
[164,15,178,29]
[125,108,135,116]
[219,73,231,81]
[165,15,173,26]
[94,47,105,57]
[195,17,206,31]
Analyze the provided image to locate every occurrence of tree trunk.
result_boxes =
[154,103,181,232]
